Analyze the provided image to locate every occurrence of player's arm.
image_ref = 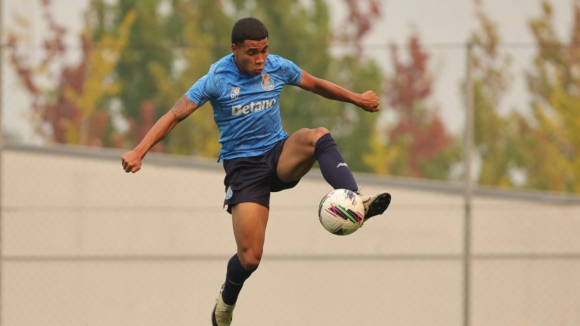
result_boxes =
[121,95,200,173]
[296,69,380,112]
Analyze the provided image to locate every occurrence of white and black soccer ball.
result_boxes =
[318,189,364,236]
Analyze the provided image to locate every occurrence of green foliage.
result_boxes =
[90,0,187,149]
[524,0,580,193]
[466,0,522,188]
[148,0,232,157]
[82,0,384,170]
[12,0,386,171]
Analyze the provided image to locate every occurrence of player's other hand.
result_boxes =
[359,91,380,112]
[121,150,142,173]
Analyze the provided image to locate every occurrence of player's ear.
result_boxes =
[231,43,237,54]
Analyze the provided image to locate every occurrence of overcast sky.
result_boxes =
[3,0,575,142]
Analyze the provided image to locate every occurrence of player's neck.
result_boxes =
[232,55,249,75]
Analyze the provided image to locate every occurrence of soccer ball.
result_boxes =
[318,189,365,236]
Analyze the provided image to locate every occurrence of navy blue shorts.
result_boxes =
[222,138,300,214]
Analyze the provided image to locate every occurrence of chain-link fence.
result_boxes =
[2,1,580,325]
[1,143,579,326]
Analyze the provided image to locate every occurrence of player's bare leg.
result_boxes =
[276,127,324,183]
[212,203,269,326]
[231,202,269,270]
[278,127,391,221]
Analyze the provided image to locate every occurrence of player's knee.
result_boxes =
[239,250,262,271]
[242,257,261,271]
[314,127,329,137]
[308,127,329,146]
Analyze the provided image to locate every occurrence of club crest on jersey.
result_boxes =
[230,86,241,99]
[261,74,275,91]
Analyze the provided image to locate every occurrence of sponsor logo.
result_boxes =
[230,86,241,99]
[231,98,277,115]
[261,73,275,91]
[336,163,349,168]
[225,186,233,200]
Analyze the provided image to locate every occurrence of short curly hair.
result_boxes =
[231,17,269,45]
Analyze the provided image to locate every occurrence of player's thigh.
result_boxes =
[277,127,329,183]
[231,202,269,266]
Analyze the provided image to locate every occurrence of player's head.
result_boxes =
[231,17,269,45]
[231,17,269,76]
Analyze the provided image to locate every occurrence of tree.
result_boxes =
[7,0,135,146]
[90,0,185,151]
[341,0,381,56]
[76,0,386,167]
[10,0,386,171]
[465,0,524,188]
[146,0,233,157]
[365,31,458,179]
[523,0,580,192]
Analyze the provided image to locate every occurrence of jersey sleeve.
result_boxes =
[280,58,302,86]
[185,74,220,106]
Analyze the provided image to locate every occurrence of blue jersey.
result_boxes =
[186,54,302,161]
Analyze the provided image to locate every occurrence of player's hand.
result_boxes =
[121,150,142,173]
[359,91,380,112]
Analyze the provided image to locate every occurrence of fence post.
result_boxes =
[462,41,475,326]
[0,0,4,324]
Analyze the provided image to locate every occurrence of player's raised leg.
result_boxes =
[277,127,357,190]
[212,202,268,326]
[277,127,391,220]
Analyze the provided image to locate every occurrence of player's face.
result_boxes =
[232,38,269,76]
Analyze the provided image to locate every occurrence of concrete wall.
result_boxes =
[2,144,580,326]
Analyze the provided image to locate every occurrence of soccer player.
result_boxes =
[121,17,391,326]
